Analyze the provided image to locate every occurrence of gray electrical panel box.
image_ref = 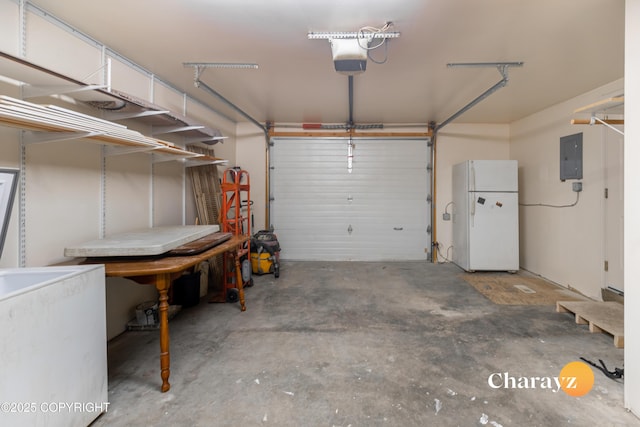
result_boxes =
[560,132,583,181]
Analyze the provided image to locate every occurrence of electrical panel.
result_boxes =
[560,132,583,181]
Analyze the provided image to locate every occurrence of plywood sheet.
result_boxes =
[461,272,587,305]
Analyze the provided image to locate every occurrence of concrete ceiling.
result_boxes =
[30,0,624,127]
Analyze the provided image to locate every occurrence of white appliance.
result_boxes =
[0,265,108,427]
[452,160,519,272]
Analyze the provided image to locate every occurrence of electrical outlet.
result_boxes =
[442,212,451,221]
[572,182,583,192]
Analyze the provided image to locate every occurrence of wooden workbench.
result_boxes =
[82,234,249,392]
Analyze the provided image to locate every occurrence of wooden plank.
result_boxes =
[166,232,232,256]
[571,119,624,125]
[574,97,624,114]
[556,300,624,348]
[615,336,624,348]
[576,315,589,325]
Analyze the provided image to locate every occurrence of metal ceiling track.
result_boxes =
[434,61,524,133]
[308,31,400,40]
[184,62,268,135]
[298,75,385,132]
[348,75,354,129]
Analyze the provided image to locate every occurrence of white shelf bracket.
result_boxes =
[103,145,161,157]
[591,115,625,136]
[103,110,170,121]
[183,135,228,144]
[152,124,205,135]
[185,159,228,168]
[22,84,108,99]
[152,152,203,164]
[22,130,103,145]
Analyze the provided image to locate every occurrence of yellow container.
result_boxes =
[251,252,273,275]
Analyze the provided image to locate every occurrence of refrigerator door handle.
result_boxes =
[470,162,476,193]
[470,193,475,224]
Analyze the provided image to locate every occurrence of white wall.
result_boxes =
[625,0,640,415]
[433,124,511,261]
[0,0,236,339]
[235,122,267,232]
[510,79,624,300]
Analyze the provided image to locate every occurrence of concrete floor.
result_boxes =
[92,261,637,426]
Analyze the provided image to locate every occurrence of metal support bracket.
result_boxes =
[22,83,108,99]
[591,115,625,136]
[184,158,228,168]
[152,152,202,164]
[104,109,170,121]
[183,62,268,135]
[22,130,102,145]
[183,135,228,144]
[103,145,161,157]
[435,62,524,133]
[152,125,205,135]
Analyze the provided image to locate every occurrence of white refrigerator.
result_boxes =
[452,160,519,272]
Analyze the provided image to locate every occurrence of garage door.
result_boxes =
[270,138,431,261]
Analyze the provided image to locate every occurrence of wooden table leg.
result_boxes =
[156,274,171,392]
[234,254,246,312]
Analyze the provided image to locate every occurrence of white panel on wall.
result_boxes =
[25,140,102,266]
[108,56,151,102]
[152,160,184,226]
[105,153,151,235]
[153,81,185,118]
[0,1,19,56]
[271,138,430,261]
[25,12,103,84]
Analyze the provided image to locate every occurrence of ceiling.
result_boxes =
[30,0,625,127]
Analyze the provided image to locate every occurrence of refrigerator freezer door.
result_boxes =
[468,191,519,271]
[469,160,518,192]
[452,161,470,270]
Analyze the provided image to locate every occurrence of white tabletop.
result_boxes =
[64,225,220,257]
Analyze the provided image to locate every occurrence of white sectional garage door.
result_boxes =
[270,138,431,261]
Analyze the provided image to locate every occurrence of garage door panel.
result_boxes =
[276,229,356,261]
[354,139,428,167]
[272,205,348,224]
[270,138,430,261]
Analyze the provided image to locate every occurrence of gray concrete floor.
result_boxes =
[92,261,637,426]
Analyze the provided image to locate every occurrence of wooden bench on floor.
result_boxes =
[556,300,624,348]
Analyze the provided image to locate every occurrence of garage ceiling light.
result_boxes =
[309,23,400,75]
